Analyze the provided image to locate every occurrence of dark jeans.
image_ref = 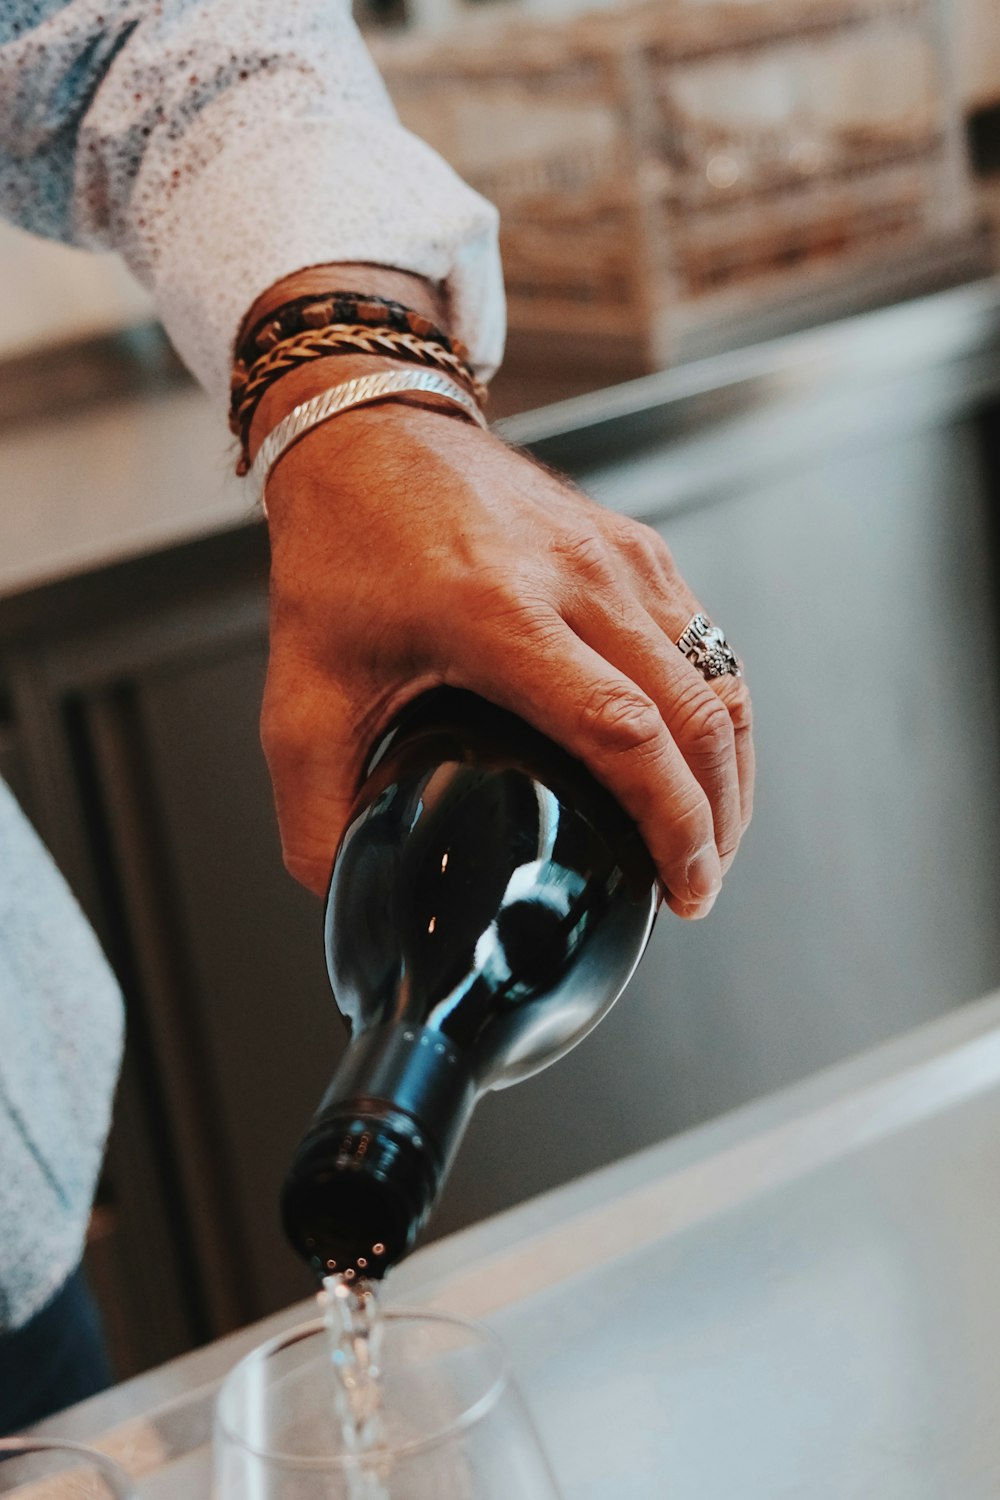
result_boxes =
[0,1267,112,1436]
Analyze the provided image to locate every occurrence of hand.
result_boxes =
[258,386,753,918]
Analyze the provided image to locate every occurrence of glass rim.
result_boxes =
[0,1437,134,1485]
[215,1308,513,1470]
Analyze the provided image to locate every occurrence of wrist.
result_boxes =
[238,265,448,353]
[260,377,497,535]
[247,352,460,462]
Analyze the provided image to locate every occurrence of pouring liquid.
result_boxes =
[321,1273,389,1499]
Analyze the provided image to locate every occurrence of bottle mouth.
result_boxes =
[283,1026,478,1281]
[281,1107,440,1281]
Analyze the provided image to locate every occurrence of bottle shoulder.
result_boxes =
[326,691,657,1084]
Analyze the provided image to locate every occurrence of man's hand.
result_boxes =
[256,383,753,919]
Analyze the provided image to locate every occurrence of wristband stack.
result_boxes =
[230,291,487,475]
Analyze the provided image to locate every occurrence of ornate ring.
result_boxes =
[676,612,741,681]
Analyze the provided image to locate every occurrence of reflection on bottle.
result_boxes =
[283,690,658,1280]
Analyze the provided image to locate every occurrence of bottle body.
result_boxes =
[283,690,658,1280]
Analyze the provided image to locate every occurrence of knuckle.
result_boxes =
[470,580,561,651]
[719,679,753,733]
[260,669,333,770]
[614,517,676,576]
[624,519,673,572]
[650,805,716,889]
[516,608,566,651]
[283,847,328,896]
[260,695,307,767]
[653,533,678,574]
[552,529,615,587]
[259,704,289,766]
[465,565,538,621]
[672,798,717,851]
[676,692,735,765]
[578,681,664,760]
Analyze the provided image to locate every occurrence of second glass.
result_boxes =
[0,1439,135,1496]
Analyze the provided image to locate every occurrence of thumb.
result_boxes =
[260,663,361,897]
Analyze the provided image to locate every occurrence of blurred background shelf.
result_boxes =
[375,0,985,373]
[955,0,1000,112]
[2,0,997,374]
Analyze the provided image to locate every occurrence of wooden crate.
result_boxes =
[375,0,980,369]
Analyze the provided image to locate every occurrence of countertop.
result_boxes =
[3,276,1000,607]
[30,986,1000,1498]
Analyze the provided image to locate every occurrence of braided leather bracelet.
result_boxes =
[250,370,488,512]
[230,322,487,471]
[233,288,471,407]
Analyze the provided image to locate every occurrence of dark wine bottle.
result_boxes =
[282,688,658,1282]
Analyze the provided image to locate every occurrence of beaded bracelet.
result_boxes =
[235,291,472,372]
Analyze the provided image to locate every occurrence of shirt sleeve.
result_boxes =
[0,0,505,403]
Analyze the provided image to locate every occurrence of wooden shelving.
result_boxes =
[377,0,982,367]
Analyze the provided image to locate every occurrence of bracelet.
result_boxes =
[250,369,488,510]
[235,291,469,369]
[230,322,487,472]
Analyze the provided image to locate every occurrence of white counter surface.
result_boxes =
[3,277,1000,605]
[30,986,1000,1497]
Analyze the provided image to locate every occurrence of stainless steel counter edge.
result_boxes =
[29,984,1000,1487]
[3,277,1000,604]
[500,275,1000,459]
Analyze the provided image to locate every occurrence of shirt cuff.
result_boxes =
[119,102,505,406]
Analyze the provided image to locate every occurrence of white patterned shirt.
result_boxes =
[0,0,505,402]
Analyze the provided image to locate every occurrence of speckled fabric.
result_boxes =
[0,780,123,1331]
[0,0,505,401]
[0,1,505,1333]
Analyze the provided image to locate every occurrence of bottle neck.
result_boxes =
[319,1023,477,1168]
[282,1024,476,1279]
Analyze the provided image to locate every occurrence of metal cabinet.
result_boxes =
[2,284,1000,1376]
[0,536,337,1372]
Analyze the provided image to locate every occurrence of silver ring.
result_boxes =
[676,612,741,680]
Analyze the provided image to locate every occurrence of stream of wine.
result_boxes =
[321,1273,390,1499]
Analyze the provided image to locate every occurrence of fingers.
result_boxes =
[566,589,744,874]
[713,672,755,839]
[604,516,754,867]
[458,610,722,910]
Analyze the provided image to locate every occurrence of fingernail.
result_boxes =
[686,844,722,901]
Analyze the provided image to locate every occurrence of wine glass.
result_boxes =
[0,1438,136,1496]
[214,1310,562,1499]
